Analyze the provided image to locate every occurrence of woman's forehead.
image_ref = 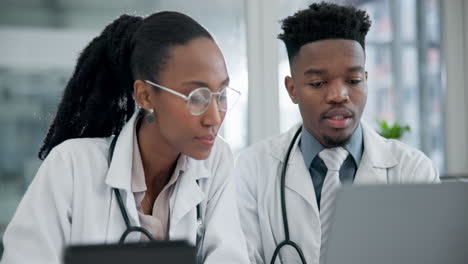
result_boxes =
[157,38,228,86]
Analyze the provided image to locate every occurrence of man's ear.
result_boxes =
[285,76,299,104]
[134,80,153,110]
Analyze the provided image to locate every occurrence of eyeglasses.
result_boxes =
[145,80,241,116]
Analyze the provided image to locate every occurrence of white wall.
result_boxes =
[245,0,280,144]
[442,0,468,175]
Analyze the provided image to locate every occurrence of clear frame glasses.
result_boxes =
[145,80,241,116]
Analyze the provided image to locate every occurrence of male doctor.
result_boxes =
[235,3,439,264]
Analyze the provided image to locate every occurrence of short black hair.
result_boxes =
[278,2,371,63]
[39,12,213,160]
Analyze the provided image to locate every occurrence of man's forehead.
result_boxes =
[299,39,363,57]
[291,39,365,73]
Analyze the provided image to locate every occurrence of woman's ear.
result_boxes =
[134,80,153,110]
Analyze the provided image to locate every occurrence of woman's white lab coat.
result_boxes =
[234,122,439,264]
[1,113,249,264]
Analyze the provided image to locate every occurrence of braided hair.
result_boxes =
[278,2,371,63]
[39,11,213,160]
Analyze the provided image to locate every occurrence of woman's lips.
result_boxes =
[196,135,216,146]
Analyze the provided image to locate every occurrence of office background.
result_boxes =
[0,0,467,253]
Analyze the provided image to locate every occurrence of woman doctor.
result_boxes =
[1,12,249,264]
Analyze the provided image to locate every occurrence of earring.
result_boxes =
[145,108,155,123]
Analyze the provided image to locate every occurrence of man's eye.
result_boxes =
[309,81,326,88]
[348,79,362,85]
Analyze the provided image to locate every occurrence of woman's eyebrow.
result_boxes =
[181,77,230,88]
[181,80,209,87]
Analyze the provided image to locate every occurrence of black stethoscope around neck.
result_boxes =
[270,126,307,264]
[107,132,203,249]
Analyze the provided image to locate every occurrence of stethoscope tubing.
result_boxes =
[270,127,307,264]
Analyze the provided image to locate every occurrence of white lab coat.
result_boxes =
[1,112,249,264]
[235,122,439,264]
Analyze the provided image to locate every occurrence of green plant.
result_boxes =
[377,120,411,139]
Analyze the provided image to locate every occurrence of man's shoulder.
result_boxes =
[389,138,438,182]
[361,122,438,182]
[384,137,432,163]
[361,121,431,163]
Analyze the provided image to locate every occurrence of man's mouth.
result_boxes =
[323,108,354,129]
[329,115,347,120]
[324,116,351,129]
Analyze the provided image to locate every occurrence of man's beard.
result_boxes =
[322,133,352,148]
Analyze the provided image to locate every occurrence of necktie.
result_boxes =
[318,147,349,263]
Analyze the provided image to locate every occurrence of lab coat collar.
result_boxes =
[168,144,214,229]
[359,120,398,169]
[270,121,399,186]
[103,112,141,237]
[353,120,398,184]
[169,162,207,231]
[269,123,302,163]
[284,130,320,215]
[266,124,319,212]
[105,112,139,192]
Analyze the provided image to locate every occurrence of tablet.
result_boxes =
[63,240,196,264]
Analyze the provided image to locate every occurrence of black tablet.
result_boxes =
[63,240,196,264]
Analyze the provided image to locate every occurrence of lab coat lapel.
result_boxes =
[354,121,398,184]
[104,190,135,242]
[169,160,207,238]
[274,125,320,216]
[104,112,141,242]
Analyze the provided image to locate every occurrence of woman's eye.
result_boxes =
[309,81,326,88]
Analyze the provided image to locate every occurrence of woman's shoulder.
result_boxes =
[39,137,113,190]
[47,137,111,166]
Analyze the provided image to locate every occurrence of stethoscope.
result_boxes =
[107,130,204,260]
[270,126,307,264]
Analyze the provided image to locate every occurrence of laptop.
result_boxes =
[324,183,468,264]
[63,240,196,264]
